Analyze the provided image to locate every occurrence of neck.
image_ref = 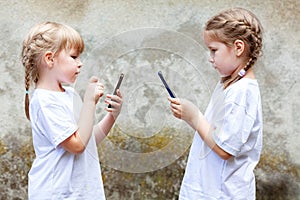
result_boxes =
[244,67,255,79]
[36,78,65,92]
[221,75,231,83]
[221,67,256,85]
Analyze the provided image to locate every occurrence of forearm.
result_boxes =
[189,112,215,148]
[76,101,96,147]
[192,112,232,160]
[169,97,232,160]
[94,113,116,144]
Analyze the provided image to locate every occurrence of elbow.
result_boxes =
[218,151,232,160]
[71,143,86,154]
[60,134,86,154]
[220,153,232,160]
[214,145,232,160]
[69,140,86,154]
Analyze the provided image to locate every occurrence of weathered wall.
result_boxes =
[0,0,299,199]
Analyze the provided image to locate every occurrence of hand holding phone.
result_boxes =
[158,71,176,98]
[108,73,124,108]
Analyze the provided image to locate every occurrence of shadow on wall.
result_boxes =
[255,146,300,200]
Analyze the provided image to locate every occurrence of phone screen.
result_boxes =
[158,71,176,98]
[108,73,124,108]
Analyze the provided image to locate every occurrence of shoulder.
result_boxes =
[224,78,262,118]
[63,86,82,100]
[32,89,65,104]
[30,89,60,108]
[63,85,76,94]
[30,87,77,111]
[224,78,260,106]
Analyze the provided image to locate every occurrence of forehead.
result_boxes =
[61,47,80,55]
[68,48,80,54]
[203,31,225,48]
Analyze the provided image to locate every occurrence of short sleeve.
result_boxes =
[213,102,255,156]
[210,78,262,156]
[35,103,78,148]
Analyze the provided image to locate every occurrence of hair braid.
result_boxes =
[21,22,84,120]
[22,44,38,120]
[22,23,52,120]
[205,7,263,89]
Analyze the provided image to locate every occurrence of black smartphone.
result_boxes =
[108,73,124,108]
[158,71,176,98]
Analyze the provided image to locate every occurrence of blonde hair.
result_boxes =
[204,7,263,89]
[22,22,84,120]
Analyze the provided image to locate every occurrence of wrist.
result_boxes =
[83,99,97,107]
[189,111,204,131]
[108,112,118,122]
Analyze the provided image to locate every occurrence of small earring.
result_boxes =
[238,69,246,77]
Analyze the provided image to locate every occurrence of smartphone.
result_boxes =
[158,71,176,98]
[108,73,124,108]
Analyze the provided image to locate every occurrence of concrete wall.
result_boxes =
[0,0,299,199]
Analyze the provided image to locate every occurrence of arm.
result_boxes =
[94,89,123,144]
[168,97,232,160]
[61,76,104,154]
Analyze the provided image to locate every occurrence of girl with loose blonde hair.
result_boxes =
[169,8,263,199]
[22,21,84,120]
[22,22,123,199]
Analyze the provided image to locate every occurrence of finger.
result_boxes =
[105,100,121,112]
[107,89,123,109]
[170,101,181,110]
[174,113,182,119]
[96,88,104,97]
[116,89,122,98]
[105,107,112,112]
[174,108,183,118]
[98,87,104,95]
[107,94,122,104]
[168,97,180,105]
[89,76,99,83]
[105,98,117,107]
[107,89,122,99]
[96,82,104,88]
[172,103,183,115]
[171,108,181,119]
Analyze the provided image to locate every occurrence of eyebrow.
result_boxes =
[207,44,217,49]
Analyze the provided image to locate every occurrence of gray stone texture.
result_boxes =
[0,0,299,199]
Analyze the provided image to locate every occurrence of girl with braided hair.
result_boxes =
[169,8,263,199]
[22,22,122,199]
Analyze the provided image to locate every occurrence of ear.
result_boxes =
[233,40,245,57]
[44,51,54,67]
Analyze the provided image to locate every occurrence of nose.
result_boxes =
[76,58,82,67]
[207,51,214,63]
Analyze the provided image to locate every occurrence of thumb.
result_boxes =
[168,97,180,105]
[89,76,99,83]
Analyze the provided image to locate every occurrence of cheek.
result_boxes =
[217,58,236,75]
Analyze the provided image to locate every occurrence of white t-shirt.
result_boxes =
[28,87,106,200]
[179,78,263,200]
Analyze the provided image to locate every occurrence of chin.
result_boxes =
[220,74,229,78]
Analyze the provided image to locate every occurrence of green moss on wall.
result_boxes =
[0,133,299,199]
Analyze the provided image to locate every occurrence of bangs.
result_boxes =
[204,29,233,47]
[58,25,84,54]
[204,29,219,41]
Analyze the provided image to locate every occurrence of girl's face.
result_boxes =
[203,31,240,77]
[53,48,82,84]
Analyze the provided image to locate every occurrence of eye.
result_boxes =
[71,56,77,59]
